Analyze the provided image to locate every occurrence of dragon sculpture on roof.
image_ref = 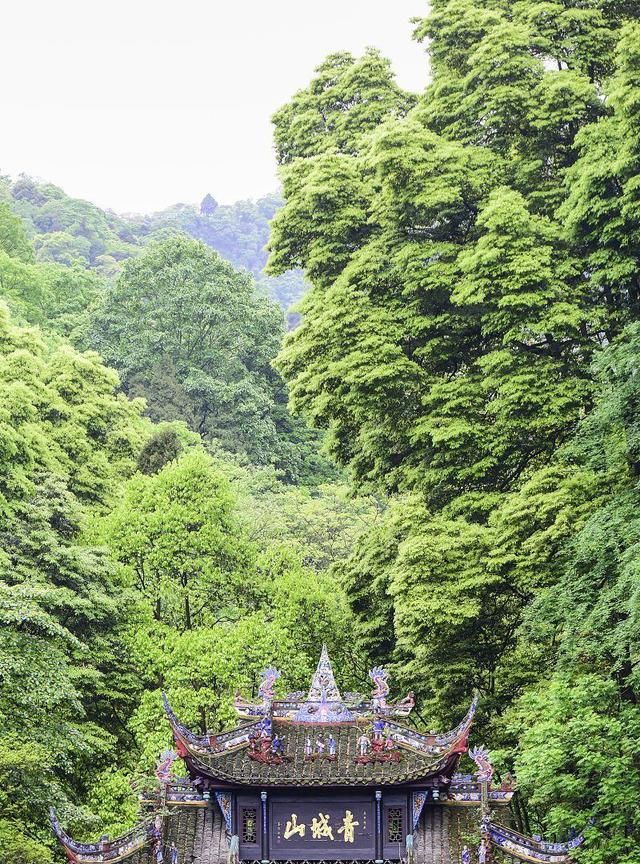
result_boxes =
[469,745,495,784]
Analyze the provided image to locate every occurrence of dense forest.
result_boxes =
[3,1,640,862]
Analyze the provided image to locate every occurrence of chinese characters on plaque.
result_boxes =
[272,798,373,857]
[284,810,361,843]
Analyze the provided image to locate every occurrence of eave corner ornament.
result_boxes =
[469,745,495,784]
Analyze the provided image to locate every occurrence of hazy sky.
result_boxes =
[1,0,429,214]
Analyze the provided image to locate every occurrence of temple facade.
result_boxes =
[51,647,584,864]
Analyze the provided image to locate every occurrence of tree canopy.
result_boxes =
[1,174,308,315]
[89,234,332,482]
[268,7,640,862]
[3,4,640,863]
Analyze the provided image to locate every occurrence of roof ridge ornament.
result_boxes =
[369,665,415,717]
[307,644,342,702]
[484,817,586,862]
[369,666,390,710]
[155,749,178,785]
[292,645,355,722]
[258,665,281,708]
[469,745,495,784]
[231,648,457,727]
[49,807,155,861]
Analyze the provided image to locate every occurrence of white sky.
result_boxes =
[1,0,429,214]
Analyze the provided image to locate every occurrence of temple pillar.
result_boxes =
[375,789,383,863]
[261,790,269,863]
[231,792,237,835]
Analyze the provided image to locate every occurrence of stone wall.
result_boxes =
[414,806,480,864]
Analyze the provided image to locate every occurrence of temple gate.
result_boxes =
[50,647,584,864]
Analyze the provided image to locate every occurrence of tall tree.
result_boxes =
[90,235,326,480]
[0,303,147,861]
[503,323,640,862]
[272,49,415,165]
[102,451,252,632]
[561,23,640,321]
[200,193,218,216]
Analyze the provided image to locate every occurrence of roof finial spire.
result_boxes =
[307,644,342,702]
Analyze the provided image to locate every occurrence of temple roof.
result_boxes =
[49,785,217,864]
[486,820,585,863]
[184,719,463,787]
[163,647,478,788]
[49,807,157,863]
[293,645,355,722]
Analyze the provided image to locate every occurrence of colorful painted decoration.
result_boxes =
[259,715,273,738]
[355,733,401,764]
[448,772,516,804]
[258,666,281,704]
[369,666,390,710]
[469,745,495,784]
[487,820,585,863]
[215,792,233,834]
[372,717,386,740]
[155,749,178,786]
[247,730,292,764]
[412,791,427,831]
[232,646,425,724]
[49,807,157,862]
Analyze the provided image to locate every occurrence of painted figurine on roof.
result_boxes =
[271,734,285,756]
[370,666,390,710]
[155,749,178,786]
[357,733,371,756]
[470,745,495,784]
[234,665,281,716]
[260,715,272,738]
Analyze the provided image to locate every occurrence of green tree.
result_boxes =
[421,185,592,499]
[561,23,640,322]
[0,202,34,262]
[136,425,185,475]
[0,303,148,860]
[6,174,309,311]
[498,324,640,861]
[268,3,640,856]
[91,236,286,462]
[272,50,414,165]
[102,451,252,632]
[233,468,381,572]
[98,458,361,814]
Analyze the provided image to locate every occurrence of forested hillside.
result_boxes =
[268,13,640,864]
[0,192,323,481]
[0,175,307,314]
